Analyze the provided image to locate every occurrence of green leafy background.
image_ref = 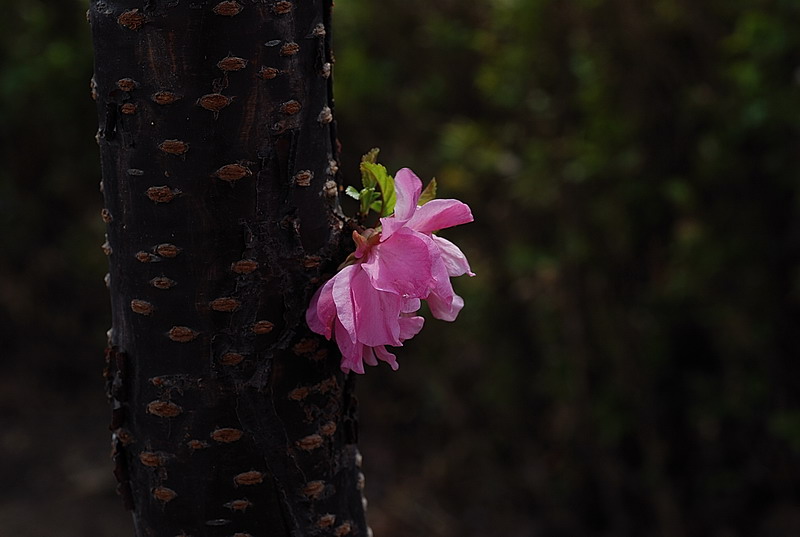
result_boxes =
[1,0,799,535]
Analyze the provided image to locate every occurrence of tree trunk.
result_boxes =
[90,1,367,535]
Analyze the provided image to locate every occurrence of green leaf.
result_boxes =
[360,148,381,188]
[362,147,380,164]
[361,162,396,216]
[345,186,361,200]
[418,178,437,205]
[358,187,378,215]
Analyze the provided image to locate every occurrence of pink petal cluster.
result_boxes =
[306,168,474,374]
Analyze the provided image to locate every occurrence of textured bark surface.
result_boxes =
[90,1,367,535]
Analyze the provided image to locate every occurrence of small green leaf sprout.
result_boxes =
[349,148,436,219]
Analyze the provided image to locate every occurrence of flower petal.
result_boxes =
[306,276,337,339]
[350,268,403,347]
[336,320,365,374]
[380,168,423,240]
[402,297,421,313]
[332,265,359,343]
[432,235,474,277]
[424,250,460,322]
[427,291,464,322]
[393,168,423,221]
[429,239,455,300]
[374,345,399,370]
[362,346,379,367]
[361,228,434,298]
[399,314,425,340]
[379,216,404,242]
[407,199,473,234]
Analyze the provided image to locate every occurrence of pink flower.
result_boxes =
[306,168,473,374]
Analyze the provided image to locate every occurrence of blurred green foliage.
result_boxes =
[0,0,106,386]
[1,0,799,536]
[334,1,800,535]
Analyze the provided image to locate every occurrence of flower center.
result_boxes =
[337,228,382,270]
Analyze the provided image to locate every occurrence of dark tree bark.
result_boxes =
[90,1,367,535]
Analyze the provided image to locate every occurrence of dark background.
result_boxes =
[1,0,799,535]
